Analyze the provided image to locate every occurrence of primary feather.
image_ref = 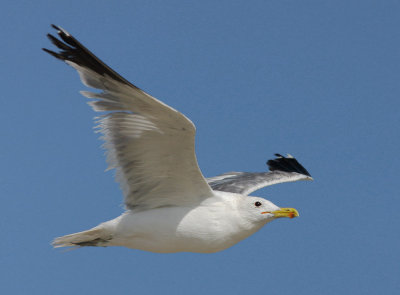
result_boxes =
[45,25,213,211]
[44,25,313,252]
[207,154,313,195]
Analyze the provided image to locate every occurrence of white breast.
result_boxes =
[105,192,265,253]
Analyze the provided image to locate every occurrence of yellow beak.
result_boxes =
[262,208,299,219]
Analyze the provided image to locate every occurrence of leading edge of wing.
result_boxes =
[207,154,313,195]
[43,25,214,210]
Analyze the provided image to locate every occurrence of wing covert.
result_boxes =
[207,154,312,195]
[44,25,213,210]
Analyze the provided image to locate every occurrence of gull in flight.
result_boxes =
[44,25,313,253]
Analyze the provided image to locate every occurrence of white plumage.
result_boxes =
[44,25,312,253]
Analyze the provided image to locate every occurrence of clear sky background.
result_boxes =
[1,0,399,294]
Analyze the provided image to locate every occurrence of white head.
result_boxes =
[237,196,299,225]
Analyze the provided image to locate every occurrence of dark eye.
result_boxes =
[255,201,262,207]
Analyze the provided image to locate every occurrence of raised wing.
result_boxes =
[207,154,312,195]
[44,25,213,210]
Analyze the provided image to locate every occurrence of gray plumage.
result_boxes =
[44,25,313,253]
[207,154,313,195]
[44,26,312,210]
[44,25,212,211]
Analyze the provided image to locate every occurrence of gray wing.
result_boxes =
[207,154,313,195]
[44,25,214,210]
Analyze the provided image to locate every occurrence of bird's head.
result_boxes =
[238,196,299,224]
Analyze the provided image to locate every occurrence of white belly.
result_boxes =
[105,203,264,253]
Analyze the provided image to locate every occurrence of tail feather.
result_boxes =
[52,227,112,248]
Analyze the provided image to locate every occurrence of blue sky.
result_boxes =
[2,0,399,294]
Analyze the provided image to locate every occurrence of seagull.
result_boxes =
[44,25,313,253]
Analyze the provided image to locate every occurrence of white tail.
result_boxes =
[52,227,111,248]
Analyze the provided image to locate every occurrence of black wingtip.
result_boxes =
[42,47,59,58]
[43,24,137,88]
[267,154,312,177]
